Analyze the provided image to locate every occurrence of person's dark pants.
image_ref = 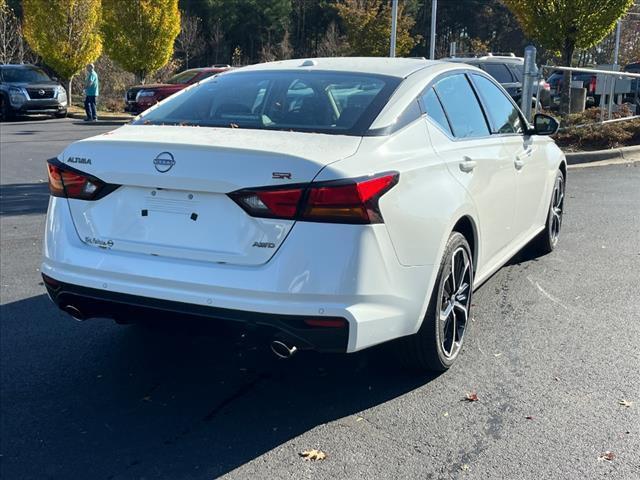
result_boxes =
[84,95,97,120]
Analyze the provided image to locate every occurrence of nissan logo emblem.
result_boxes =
[153,152,175,173]
[38,89,45,96]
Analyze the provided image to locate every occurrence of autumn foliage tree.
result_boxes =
[335,0,420,57]
[102,0,181,83]
[22,0,102,100]
[503,0,634,113]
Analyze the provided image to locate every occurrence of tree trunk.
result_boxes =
[65,75,73,107]
[560,42,575,116]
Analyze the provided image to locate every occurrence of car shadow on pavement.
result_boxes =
[0,183,50,216]
[70,120,129,127]
[1,294,435,479]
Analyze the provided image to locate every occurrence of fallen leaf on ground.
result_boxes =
[618,399,633,408]
[493,353,502,357]
[599,451,615,462]
[299,449,327,461]
[355,416,364,422]
[464,392,479,402]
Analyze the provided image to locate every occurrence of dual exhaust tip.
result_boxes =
[62,304,299,359]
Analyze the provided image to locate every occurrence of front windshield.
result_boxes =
[2,66,51,83]
[166,70,201,84]
[134,70,400,136]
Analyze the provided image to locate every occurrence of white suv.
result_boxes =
[42,58,566,371]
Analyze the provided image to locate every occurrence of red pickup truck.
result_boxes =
[125,65,230,114]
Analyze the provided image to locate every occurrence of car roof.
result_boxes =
[445,56,524,64]
[0,64,40,68]
[234,57,442,79]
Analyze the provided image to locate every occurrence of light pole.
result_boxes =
[429,0,437,60]
[390,0,398,57]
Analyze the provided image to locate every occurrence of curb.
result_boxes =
[564,145,640,165]
[67,111,132,122]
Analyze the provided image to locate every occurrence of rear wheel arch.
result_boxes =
[452,215,478,272]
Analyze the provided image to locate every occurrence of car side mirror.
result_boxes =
[532,113,559,135]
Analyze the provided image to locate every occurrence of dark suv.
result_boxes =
[0,64,68,121]
[445,54,551,108]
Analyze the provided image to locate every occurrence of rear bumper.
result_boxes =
[42,196,437,352]
[43,275,349,352]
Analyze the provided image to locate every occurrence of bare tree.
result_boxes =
[0,1,29,64]
[175,12,204,69]
[209,18,224,64]
[316,22,345,57]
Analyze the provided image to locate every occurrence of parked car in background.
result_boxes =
[43,57,566,372]
[125,65,231,114]
[0,64,68,121]
[546,70,600,108]
[445,54,551,108]
[624,62,640,110]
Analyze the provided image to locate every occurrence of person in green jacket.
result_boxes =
[84,64,99,122]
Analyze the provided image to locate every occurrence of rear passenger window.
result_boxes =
[482,64,514,83]
[433,74,489,139]
[420,88,452,136]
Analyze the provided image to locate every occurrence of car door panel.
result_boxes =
[428,124,518,274]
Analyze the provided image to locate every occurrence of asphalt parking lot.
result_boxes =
[1,118,639,480]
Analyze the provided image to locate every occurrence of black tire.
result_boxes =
[54,110,67,118]
[398,232,474,372]
[0,96,14,122]
[531,170,565,255]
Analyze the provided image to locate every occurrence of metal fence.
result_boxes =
[532,66,640,129]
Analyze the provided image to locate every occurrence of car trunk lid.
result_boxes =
[61,125,361,266]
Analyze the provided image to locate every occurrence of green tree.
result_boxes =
[335,0,419,56]
[102,0,181,83]
[503,0,634,113]
[22,0,102,100]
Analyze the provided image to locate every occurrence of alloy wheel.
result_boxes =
[550,175,564,246]
[439,246,472,359]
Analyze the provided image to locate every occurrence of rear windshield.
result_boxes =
[1,66,51,83]
[134,70,401,135]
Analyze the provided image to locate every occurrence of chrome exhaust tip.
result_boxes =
[62,305,86,321]
[270,340,298,359]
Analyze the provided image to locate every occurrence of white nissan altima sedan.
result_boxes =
[42,57,566,371]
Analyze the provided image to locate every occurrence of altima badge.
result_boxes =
[153,152,176,173]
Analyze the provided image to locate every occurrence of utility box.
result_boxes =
[570,87,587,113]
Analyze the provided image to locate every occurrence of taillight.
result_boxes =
[589,76,597,94]
[229,172,399,224]
[47,160,115,200]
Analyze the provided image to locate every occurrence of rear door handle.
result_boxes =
[459,157,477,173]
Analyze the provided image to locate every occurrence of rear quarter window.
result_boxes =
[481,63,514,84]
